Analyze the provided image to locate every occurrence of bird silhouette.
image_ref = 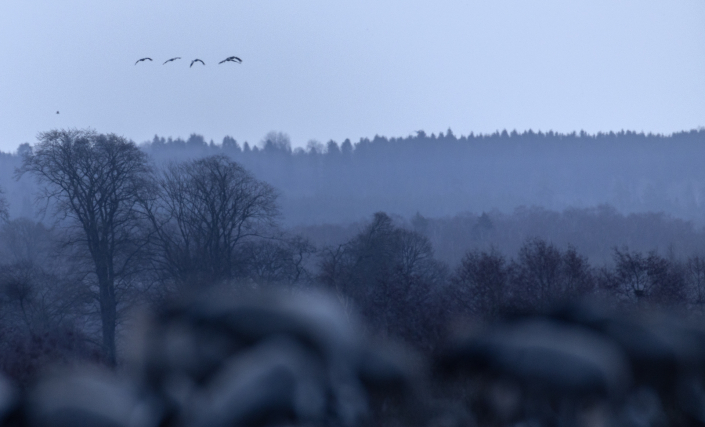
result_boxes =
[135,57,152,65]
[56,111,59,114]
[219,56,242,64]
[190,59,205,67]
[163,57,181,65]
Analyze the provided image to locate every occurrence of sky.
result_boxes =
[0,1,703,152]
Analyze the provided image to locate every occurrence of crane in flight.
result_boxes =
[219,56,242,64]
[190,59,205,67]
[135,57,152,65]
[163,57,181,64]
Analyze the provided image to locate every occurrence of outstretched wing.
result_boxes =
[220,57,242,65]
[163,57,181,64]
[135,57,152,65]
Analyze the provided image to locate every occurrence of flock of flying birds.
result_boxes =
[134,56,243,67]
[53,56,243,114]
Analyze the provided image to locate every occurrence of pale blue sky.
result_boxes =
[1,1,703,152]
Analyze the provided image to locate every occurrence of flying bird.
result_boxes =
[163,57,181,64]
[135,57,152,65]
[219,56,242,64]
[190,59,205,67]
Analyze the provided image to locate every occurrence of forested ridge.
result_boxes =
[4,128,705,225]
[148,128,705,225]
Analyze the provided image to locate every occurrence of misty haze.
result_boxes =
[1,2,705,427]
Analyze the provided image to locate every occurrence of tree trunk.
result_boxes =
[96,262,117,366]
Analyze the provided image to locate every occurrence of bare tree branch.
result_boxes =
[17,129,153,365]
[144,155,279,288]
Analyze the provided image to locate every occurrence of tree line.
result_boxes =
[317,212,705,352]
[146,127,705,225]
[3,128,705,225]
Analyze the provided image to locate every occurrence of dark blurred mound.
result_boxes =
[0,289,427,427]
[132,289,423,427]
[4,293,705,427]
[438,300,705,426]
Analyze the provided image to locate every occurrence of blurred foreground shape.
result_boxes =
[438,300,705,426]
[5,293,705,426]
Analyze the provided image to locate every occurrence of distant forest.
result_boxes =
[3,128,705,226]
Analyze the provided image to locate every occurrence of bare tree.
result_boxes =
[685,256,705,313]
[562,246,595,297]
[451,249,508,320]
[506,239,595,311]
[237,236,315,286]
[146,155,279,288]
[645,251,686,307]
[0,218,54,265]
[18,129,152,365]
[0,260,88,337]
[0,218,102,384]
[611,248,686,308]
[0,186,9,223]
[319,212,448,349]
[612,248,650,304]
[511,238,564,309]
[261,131,292,153]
